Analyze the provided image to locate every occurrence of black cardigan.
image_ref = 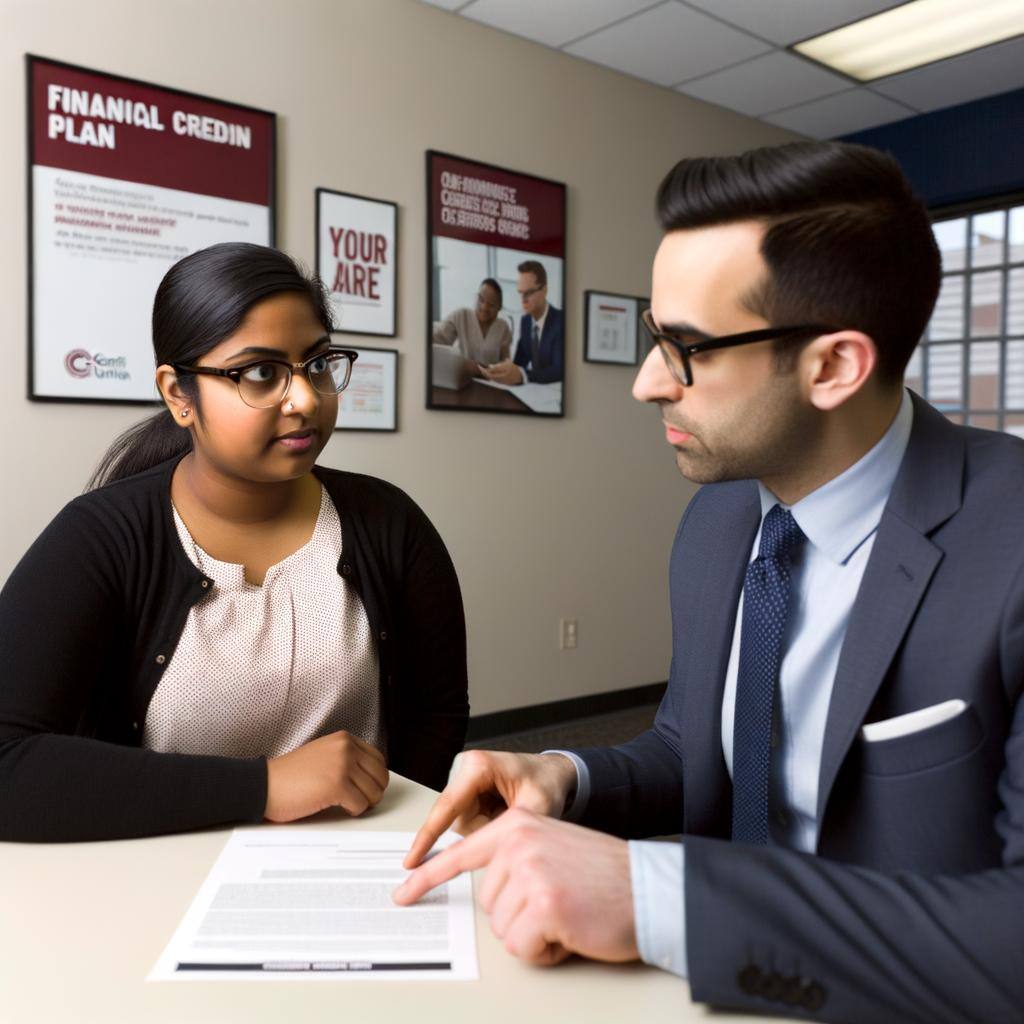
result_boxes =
[0,457,468,841]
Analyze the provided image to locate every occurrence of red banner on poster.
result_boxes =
[31,58,272,206]
[429,153,564,258]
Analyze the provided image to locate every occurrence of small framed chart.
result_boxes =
[584,290,639,365]
[335,346,398,432]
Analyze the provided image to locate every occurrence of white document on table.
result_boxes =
[474,378,562,415]
[148,830,477,982]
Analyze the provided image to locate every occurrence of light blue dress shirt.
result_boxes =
[555,390,914,978]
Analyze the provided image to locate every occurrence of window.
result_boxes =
[908,200,1024,437]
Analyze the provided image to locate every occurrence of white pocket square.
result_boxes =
[861,698,967,743]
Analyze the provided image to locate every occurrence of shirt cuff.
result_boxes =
[628,840,687,979]
[540,749,590,822]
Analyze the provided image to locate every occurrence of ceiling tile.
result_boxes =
[761,88,915,139]
[870,35,1024,112]
[461,0,660,49]
[419,0,470,11]
[680,0,906,47]
[678,50,850,117]
[564,1,771,88]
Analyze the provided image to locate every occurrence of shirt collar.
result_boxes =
[758,389,914,565]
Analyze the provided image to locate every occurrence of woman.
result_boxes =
[432,277,511,374]
[0,242,468,841]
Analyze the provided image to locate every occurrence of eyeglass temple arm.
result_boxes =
[685,324,838,355]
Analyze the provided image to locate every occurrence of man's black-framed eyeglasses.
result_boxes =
[172,346,359,409]
[640,309,838,387]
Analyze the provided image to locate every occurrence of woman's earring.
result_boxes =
[285,401,295,412]
[180,409,190,418]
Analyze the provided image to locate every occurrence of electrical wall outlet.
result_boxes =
[560,618,578,650]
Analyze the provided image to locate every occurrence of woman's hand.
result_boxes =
[264,731,389,822]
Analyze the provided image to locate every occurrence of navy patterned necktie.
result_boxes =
[531,323,541,366]
[731,504,806,845]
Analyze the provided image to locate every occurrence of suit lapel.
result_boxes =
[815,393,965,826]
[681,484,760,838]
[815,518,942,823]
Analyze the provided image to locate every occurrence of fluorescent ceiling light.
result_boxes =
[793,0,1024,82]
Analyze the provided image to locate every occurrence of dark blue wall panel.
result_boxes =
[841,86,1024,210]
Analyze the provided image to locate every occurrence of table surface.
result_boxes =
[0,773,797,1024]
[430,380,530,412]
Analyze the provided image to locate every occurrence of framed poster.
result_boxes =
[26,55,275,404]
[335,346,398,432]
[584,291,639,365]
[426,151,566,418]
[316,188,397,337]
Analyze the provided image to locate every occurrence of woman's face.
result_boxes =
[184,292,338,484]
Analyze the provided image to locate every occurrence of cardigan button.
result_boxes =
[379,630,388,641]
[341,563,352,576]
[155,654,166,664]
[200,580,210,589]
[132,721,139,731]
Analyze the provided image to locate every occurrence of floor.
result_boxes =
[464,703,659,753]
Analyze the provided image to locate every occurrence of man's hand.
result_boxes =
[403,750,577,869]
[394,809,639,966]
[480,360,523,385]
[264,730,389,822]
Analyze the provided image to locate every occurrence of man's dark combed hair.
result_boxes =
[655,141,941,384]
[517,259,547,288]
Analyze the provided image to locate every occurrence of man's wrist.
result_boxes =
[541,750,590,821]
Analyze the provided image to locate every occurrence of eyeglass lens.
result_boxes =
[656,340,689,385]
[641,311,691,386]
[236,353,353,408]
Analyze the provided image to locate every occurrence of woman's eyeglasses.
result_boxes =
[172,347,359,409]
[639,309,838,387]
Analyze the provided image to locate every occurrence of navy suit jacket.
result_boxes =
[513,304,563,384]
[574,393,1024,1023]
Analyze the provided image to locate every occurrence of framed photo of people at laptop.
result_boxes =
[334,345,398,432]
[316,188,397,338]
[426,150,566,418]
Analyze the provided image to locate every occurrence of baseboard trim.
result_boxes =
[466,682,667,742]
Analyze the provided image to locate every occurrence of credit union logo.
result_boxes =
[64,349,131,381]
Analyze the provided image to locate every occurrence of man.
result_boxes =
[482,260,564,385]
[395,142,1024,1023]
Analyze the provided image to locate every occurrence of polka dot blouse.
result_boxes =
[143,485,384,759]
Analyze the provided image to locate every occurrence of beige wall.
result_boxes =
[0,0,797,715]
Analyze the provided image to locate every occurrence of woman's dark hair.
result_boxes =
[88,242,334,490]
[480,277,504,307]
[655,141,941,385]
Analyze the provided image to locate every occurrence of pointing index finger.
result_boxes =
[403,761,493,869]
[394,818,505,906]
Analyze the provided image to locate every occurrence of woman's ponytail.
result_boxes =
[87,408,192,490]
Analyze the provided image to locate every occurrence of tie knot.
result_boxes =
[758,504,804,563]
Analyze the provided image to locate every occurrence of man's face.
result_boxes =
[517,271,547,318]
[634,221,818,485]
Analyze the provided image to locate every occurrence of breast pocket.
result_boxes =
[860,701,984,777]
[820,701,1001,873]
